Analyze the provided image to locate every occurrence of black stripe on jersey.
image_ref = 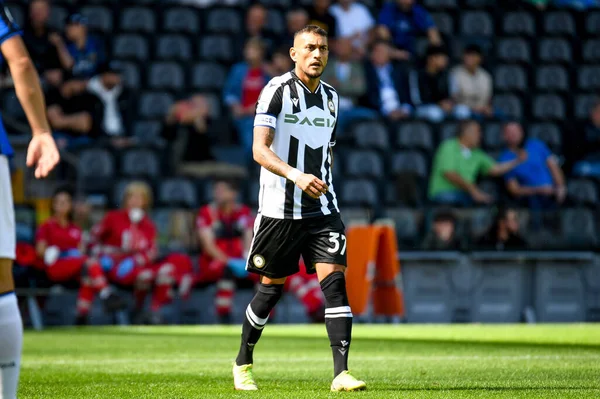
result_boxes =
[323,148,336,213]
[304,90,325,110]
[301,145,324,217]
[283,136,299,218]
[265,85,284,116]
[288,79,301,114]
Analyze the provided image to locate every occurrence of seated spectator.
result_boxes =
[306,0,337,39]
[86,61,135,148]
[409,45,470,123]
[429,120,526,206]
[377,0,441,61]
[322,38,378,130]
[65,13,105,80]
[22,0,73,84]
[223,38,269,156]
[422,210,462,250]
[365,40,411,122]
[450,45,494,120]
[329,0,375,58]
[91,182,193,325]
[35,187,125,325]
[570,99,600,176]
[281,8,310,48]
[476,207,528,250]
[237,4,277,59]
[499,122,566,209]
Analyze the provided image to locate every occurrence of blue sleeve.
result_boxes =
[223,63,246,106]
[0,6,22,45]
[414,6,436,31]
[378,4,394,27]
[533,139,552,160]
[498,150,517,181]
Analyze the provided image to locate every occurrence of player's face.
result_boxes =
[292,32,329,79]
[126,191,146,210]
[53,192,72,218]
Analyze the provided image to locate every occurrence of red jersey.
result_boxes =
[90,209,157,265]
[196,204,253,261]
[241,68,266,108]
[35,218,82,251]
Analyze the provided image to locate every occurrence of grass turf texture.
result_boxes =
[21,324,600,398]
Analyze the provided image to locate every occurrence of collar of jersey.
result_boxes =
[291,70,322,94]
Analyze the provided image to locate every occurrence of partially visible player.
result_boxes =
[35,187,124,325]
[0,3,59,398]
[232,25,365,392]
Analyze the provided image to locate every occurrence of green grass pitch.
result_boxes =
[20,324,600,398]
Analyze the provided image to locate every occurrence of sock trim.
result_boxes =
[245,305,268,330]
[325,306,352,315]
[325,313,353,318]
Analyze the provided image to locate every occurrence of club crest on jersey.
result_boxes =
[252,254,266,269]
[328,99,335,113]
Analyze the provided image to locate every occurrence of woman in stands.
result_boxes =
[90,181,193,324]
[35,186,124,325]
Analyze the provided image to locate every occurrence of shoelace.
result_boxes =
[239,366,255,386]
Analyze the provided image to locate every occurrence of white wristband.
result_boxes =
[286,168,301,184]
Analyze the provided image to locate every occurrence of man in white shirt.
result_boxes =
[329,0,374,57]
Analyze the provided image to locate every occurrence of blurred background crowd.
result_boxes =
[3,0,600,324]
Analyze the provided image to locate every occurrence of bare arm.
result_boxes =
[506,179,538,198]
[198,228,229,263]
[443,171,478,194]
[547,157,565,188]
[487,158,521,177]
[35,240,47,258]
[427,28,442,45]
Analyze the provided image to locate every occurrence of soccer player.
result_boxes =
[0,3,60,398]
[232,25,366,392]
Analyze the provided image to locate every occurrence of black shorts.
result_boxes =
[246,213,347,279]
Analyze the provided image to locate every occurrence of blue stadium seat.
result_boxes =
[155,35,192,61]
[138,92,175,119]
[536,65,569,92]
[494,65,527,92]
[120,148,161,179]
[113,35,149,61]
[192,63,227,91]
[578,66,600,91]
[345,150,384,178]
[148,62,185,90]
[544,12,575,37]
[206,8,242,34]
[532,95,566,121]
[158,178,199,209]
[567,179,599,207]
[503,12,535,37]
[120,7,156,33]
[80,6,113,33]
[163,7,200,34]
[396,122,434,151]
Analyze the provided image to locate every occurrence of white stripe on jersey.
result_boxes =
[253,71,340,220]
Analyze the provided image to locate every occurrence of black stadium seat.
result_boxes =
[78,148,115,193]
[575,94,598,119]
[155,35,192,61]
[206,8,242,34]
[561,209,598,249]
[578,66,600,91]
[396,122,434,151]
[199,35,235,63]
[544,12,575,37]
[339,179,379,207]
[163,7,200,34]
[460,11,493,37]
[494,65,527,92]
[586,12,600,36]
[382,208,420,247]
[353,121,390,149]
[532,94,566,121]
[138,92,175,119]
[132,121,163,143]
[113,35,149,61]
[266,9,285,34]
[536,65,569,92]
[391,151,428,178]
[568,180,599,207]
[539,39,572,63]
[48,5,67,30]
[493,94,523,119]
[345,150,384,178]
[422,0,458,9]
[496,38,531,63]
[120,7,156,33]
[158,178,199,209]
[432,13,454,36]
[113,61,141,89]
[583,40,600,63]
[148,62,185,90]
[80,6,113,33]
[483,123,503,150]
[528,123,562,152]
[5,4,24,27]
[120,148,161,179]
[192,63,227,91]
[503,12,535,37]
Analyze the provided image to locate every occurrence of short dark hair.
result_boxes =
[294,25,328,39]
[426,44,447,58]
[214,178,240,192]
[433,209,456,224]
[464,44,482,55]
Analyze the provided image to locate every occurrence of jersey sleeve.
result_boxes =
[0,6,22,45]
[254,79,284,130]
[196,206,212,231]
[35,222,49,244]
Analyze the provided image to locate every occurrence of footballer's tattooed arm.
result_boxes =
[252,126,294,178]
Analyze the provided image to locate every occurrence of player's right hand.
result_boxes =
[296,173,328,199]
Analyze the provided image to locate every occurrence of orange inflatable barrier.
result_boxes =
[345,224,404,318]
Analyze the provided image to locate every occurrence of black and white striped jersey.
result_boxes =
[253,71,340,220]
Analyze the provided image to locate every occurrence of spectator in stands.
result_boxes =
[329,0,375,58]
[91,182,193,324]
[223,38,269,156]
[429,120,527,206]
[306,0,337,39]
[86,61,135,148]
[282,8,310,48]
[64,13,105,80]
[35,187,124,325]
[499,122,566,209]
[267,46,294,77]
[422,210,462,250]
[22,0,73,84]
[238,4,276,58]
[377,0,442,61]
[450,45,494,119]
[365,40,412,122]
[409,45,471,123]
[322,38,378,131]
[476,207,528,250]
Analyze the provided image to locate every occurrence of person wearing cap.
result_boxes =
[450,44,494,119]
[65,12,105,79]
[408,45,471,123]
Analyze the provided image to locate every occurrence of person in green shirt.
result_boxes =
[429,120,526,206]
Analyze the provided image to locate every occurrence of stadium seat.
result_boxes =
[586,12,600,36]
[528,123,562,152]
[212,146,247,167]
[120,148,161,179]
[536,65,569,92]
[199,35,235,63]
[48,5,67,30]
[14,205,36,243]
[158,178,199,209]
[422,0,458,9]
[345,150,384,178]
[532,95,566,121]
[496,38,531,63]
[439,122,458,142]
[479,179,500,203]
[381,208,420,247]
[266,9,285,34]
[578,66,600,91]
[493,94,523,119]
[432,13,454,36]
[539,39,572,63]
[460,11,493,37]
[80,6,113,33]
[391,151,428,178]
[204,93,222,119]
[483,123,503,150]
[560,209,598,249]
[353,121,390,149]
[120,7,156,33]
[544,12,576,37]
[132,121,163,143]
[77,148,115,193]
[396,122,434,151]
[502,12,535,37]
[155,35,192,61]
[5,4,24,27]
[575,94,598,119]
[192,63,227,91]
[148,62,185,90]
[339,208,371,224]
[464,0,495,7]
[494,65,527,92]
[567,180,599,207]
[138,92,175,119]
[113,35,149,61]
[339,179,379,207]
[163,7,201,34]
[583,40,600,63]
[206,8,242,34]
[468,208,493,238]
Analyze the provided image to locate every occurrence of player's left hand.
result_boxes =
[27,132,60,179]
